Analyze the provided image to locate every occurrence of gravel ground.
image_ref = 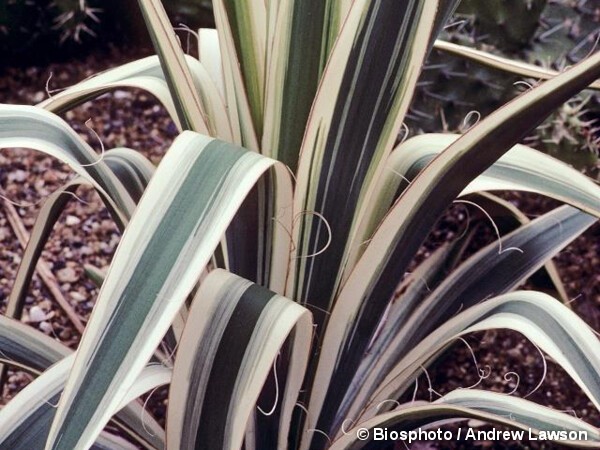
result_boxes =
[0,45,599,449]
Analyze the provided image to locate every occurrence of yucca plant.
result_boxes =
[2,0,600,449]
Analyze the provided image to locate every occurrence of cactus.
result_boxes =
[457,0,548,53]
[528,0,600,68]
[407,45,518,132]
[526,0,600,173]
[51,0,102,44]
[0,0,101,58]
[525,95,600,173]
[408,0,599,175]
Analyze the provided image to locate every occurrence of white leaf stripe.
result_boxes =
[219,0,266,134]
[390,134,600,217]
[198,28,225,99]
[338,206,596,431]
[168,270,312,450]
[196,284,276,449]
[168,273,253,450]
[434,39,600,90]
[213,0,259,149]
[0,106,134,225]
[308,52,600,444]
[40,55,232,141]
[348,132,600,281]
[263,0,331,169]
[368,293,600,418]
[0,315,70,373]
[137,0,210,134]
[0,355,169,450]
[291,0,439,321]
[46,132,292,449]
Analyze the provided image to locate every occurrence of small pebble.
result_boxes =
[57,267,78,283]
[65,215,81,226]
[39,321,53,334]
[28,306,47,323]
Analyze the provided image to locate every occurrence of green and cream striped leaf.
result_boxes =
[331,401,599,450]
[0,105,134,226]
[167,269,312,450]
[308,51,600,444]
[39,58,178,122]
[394,134,600,213]
[262,0,346,168]
[39,55,232,141]
[466,192,570,303]
[213,0,259,149]
[7,148,154,327]
[103,147,155,203]
[350,133,600,271]
[0,355,169,450]
[322,0,353,56]
[0,319,165,449]
[0,315,70,373]
[359,291,600,428]
[338,205,596,430]
[366,242,460,355]
[137,0,210,134]
[438,389,600,440]
[4,179,87,336]
[290,0,441,321]
[45,131,293,450]
[215,0,266,134]
[434,39,600,90]
[198,28,225,99]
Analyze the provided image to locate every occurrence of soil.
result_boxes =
[0,45,598,449]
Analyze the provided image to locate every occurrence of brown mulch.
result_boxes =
[0,45,599,449]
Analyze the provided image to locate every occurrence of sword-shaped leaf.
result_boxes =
[167,269,312,450]
[45,131,292,449]
[40,55,231,141]
[0,355,169,450]
[290,0,441,322]
[7,149,154,326]
[363,291,600,424]
[351,133,600,271]
[434,39,600,91]
[0,105,135,226]
[308,51,600,443]
[438,389,600,439]
[340,205,596,429]
[215,0,266,135]
[262,0,347,168]
[137,0,210,134]
[212,0,259,149]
